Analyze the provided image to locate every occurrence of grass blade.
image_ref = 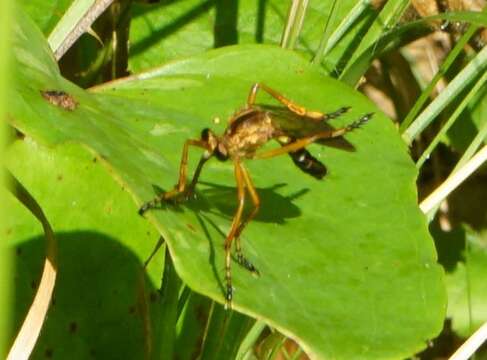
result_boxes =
[281,0,310,49]
[420,145,487,214]
[311,0,339,65]
[156,247,182,360]
[340,11,487,86]
[0,0,10,352]
[48,0,114,60]
[235,320,267,360]
[339,0,409,81]
[6,171,57,360]
[416,70,487,169]
[449,321,487,360]
[400,25,480,133]
[403,45,487,145]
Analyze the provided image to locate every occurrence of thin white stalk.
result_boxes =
[48,0,114,60]
[6,175,58,360]
[420,145,487,213]
[448,321,487,360]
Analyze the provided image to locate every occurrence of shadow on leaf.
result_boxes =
[149,181,308,224]
[10,231,162,359]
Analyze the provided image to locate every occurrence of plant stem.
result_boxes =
[416,69,487,169]
[281,0,309,49]
[420,145,487,213]
[311,0,339,65]
[449,321,487,360]
[48,0,115,60]
[400,25,478,133]
[403,45,487,145]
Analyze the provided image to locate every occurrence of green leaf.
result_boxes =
[10,9,446,359]
[446,227,487,337]
[0,0,12,354]
[4,139,163,359]
[18,0,72,35]
[128,1,378,74]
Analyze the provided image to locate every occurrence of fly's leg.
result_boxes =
[247,83,350,121]
[254,112,374,160]
[139,139,209,215]
[234,165,260,276]
[224,160,246,309]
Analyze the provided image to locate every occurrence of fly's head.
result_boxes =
[201,128,229,161]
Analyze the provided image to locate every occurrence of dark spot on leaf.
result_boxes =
[40,90,78,111]
[128,305,136,314]
[15,129,25,139]
[6,228,12,236]
[31,280,37,290]
[69,321,78,333]
[149,291,158,302]
[51,296,56,306]
[92,157,97,163]
[44,348,53,358]
[57,174,63,181]
[186,223,196,232]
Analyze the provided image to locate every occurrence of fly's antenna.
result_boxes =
[346,112,374,131]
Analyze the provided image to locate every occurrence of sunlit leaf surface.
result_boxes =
[8,10,446,359]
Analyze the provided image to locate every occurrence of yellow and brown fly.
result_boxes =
[139,83,373,307]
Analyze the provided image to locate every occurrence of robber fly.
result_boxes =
[139,83,373,307]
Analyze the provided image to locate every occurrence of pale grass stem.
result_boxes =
[448,321,487,360]
[420,145,487,213]
[281,0,309,49]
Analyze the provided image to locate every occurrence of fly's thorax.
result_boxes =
[223,111,277,158]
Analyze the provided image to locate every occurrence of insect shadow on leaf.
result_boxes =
[149,181,307,223]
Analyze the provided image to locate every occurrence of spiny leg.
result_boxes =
[247,83,351,121]
[139,139,209,215]
[326,106,351,120]
[224,160,247,308]
[234,164,260,276]
[254,112,373,160]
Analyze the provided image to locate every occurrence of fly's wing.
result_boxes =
[263,105,356,152]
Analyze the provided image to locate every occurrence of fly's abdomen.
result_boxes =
[289,148,327,179]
